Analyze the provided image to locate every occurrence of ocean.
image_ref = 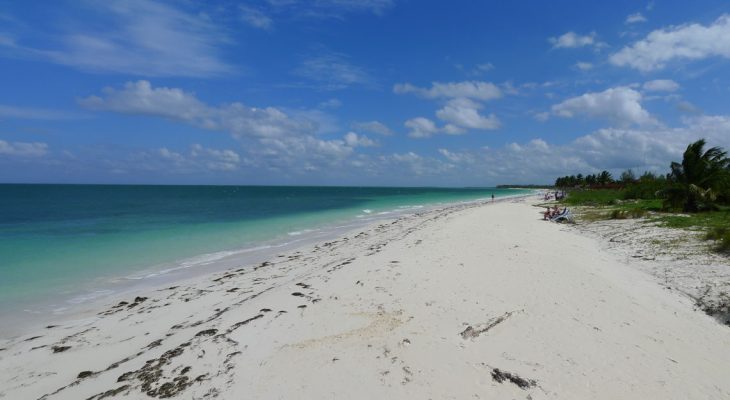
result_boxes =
[0,184,528,326]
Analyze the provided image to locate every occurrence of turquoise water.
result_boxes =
[0,185,527,314]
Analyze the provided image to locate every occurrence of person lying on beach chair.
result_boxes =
[550,208,573,223]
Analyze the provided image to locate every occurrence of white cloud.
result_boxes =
[435,98,500,131]
[293,52,375,90]
[550,86,656,126]
[240,6,273,30]
[438,148,475,164]
[318,98,342,109]
[343,132,377,147]
[0,140,48,157]
[405,117,439,138]
[642,79,680,92]
[351,120,393,136]
[79,80,315,139]
[149,144,242,173]
[625,13,647,24]
[676,100,701,114]
[575,62,593,71]
[442,114,730,184]
[79,80,378,175]
[393,81,502,101]
[549,31,600,49]
[190,144,241,171]
[1,0,232,77]
[610,14,730,71]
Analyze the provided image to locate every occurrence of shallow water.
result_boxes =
[0,185,528,319]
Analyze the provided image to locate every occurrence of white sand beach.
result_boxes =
[1,197,729,399]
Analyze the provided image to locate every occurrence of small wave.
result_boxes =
[288,229,316,236]
[123,241,302,281]
[67,289,115,305]
[362,209,372,214]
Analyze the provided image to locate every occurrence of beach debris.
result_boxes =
[213,273,236,282]
[87,385,130,400]
[260,308,272,312]
[490,368,536,389]
[291,292,305,297]
[116,341,193,397]
[52,345,71,353]
[223,314,264,335]
[24,335,42,342]
[460,311,518,340]
[693,286,730,326]
[77,370,94,379]
[194,329,218,337]
[296,282,311,289]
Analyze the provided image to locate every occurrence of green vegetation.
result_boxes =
[661,139,730,212]
[552,138,730,255]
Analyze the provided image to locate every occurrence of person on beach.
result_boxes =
[491,194,495,202]
[543,207,552,220]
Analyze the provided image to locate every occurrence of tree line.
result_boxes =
[555,139,730,212]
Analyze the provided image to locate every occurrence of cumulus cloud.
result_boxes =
[642,79,680,92]
[575,62,594,71]
[190,144,241,171]
[610,14,730,71]
[427,115,730,184]
[79,80,315,139]
[0,0,232,77]
[550,86,656,126]
[136,144,243,174]
[343,132,377,147]
[405,117,439,138]
[625,13,647,24]
[435,98,500,132]
[393,81,502,101]
[79,80,383,175]
[0,139,48,157]
[351,120,393,136]
[549,31,601,49]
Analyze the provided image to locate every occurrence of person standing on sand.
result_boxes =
[491,194,495,202]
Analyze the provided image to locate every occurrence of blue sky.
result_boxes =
[1,0,730,186]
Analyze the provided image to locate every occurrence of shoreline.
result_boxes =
[0,192,531,339]
[1,195,728,399]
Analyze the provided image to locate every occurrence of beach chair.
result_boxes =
[550,208,573,223]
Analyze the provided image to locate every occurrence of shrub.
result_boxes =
[704,227,730,253]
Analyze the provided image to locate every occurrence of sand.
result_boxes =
[1,196,729,399]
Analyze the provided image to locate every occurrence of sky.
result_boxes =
[1,0,730,186]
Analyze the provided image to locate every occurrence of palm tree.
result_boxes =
[663,139,730,211]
